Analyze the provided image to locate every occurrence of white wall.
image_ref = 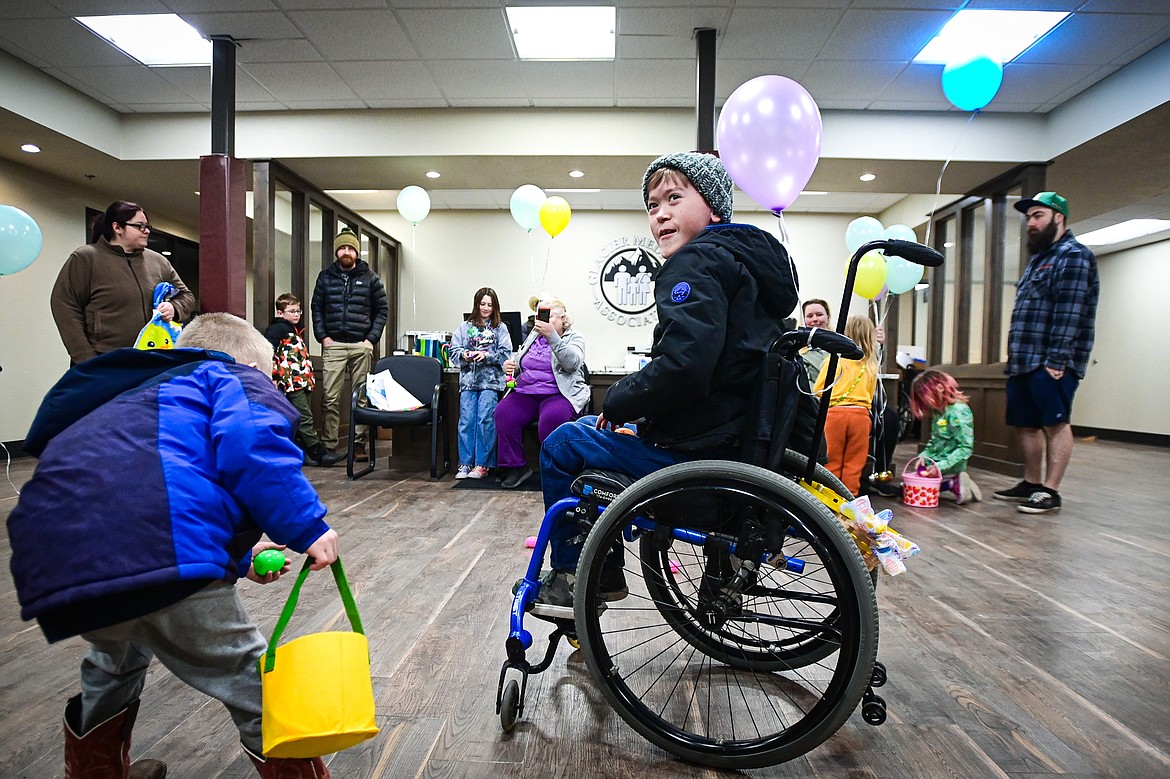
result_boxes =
[1074,237,1170,435]
[366,208,865,371]
[0,158,194,442]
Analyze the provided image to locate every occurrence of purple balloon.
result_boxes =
[717,75,823,213]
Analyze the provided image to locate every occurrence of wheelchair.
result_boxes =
[497,239,940,769]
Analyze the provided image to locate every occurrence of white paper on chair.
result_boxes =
[366,370,424,411]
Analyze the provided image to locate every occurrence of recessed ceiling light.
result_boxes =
[914,283,929,291]
[161,250,172,256]
[859,173,876,182]
[569,170,585,178]
[943,241,955,248]
[21,143,41,153]
[76,14,212,67]
[506,6,615,60]
[913,10,1069,65]
[425,171,441,179]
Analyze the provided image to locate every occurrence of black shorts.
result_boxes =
[1006,368,1079,428]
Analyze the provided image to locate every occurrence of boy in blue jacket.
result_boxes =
[532,152,799,613]
[7,312,340,778]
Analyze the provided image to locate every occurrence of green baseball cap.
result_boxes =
[1014,191,1069,219]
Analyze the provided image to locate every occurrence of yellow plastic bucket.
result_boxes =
[260,559,379,758]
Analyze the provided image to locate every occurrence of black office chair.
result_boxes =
[348,354,450,481]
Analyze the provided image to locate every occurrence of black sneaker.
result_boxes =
[1018,489,1061,514]
[993,480,1043,502]
[501,467,534,489]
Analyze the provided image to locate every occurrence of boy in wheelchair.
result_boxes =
[531,151,800,614]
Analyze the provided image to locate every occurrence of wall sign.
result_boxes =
[587,236,663,328]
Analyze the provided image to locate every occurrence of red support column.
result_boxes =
[198,154,247,316]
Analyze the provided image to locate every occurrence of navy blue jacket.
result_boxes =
[7,349,330,635]
[310,260,388,344]
[604,224,799,450]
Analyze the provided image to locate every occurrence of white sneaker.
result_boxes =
[957,471,982,504]
[455,465,471,480]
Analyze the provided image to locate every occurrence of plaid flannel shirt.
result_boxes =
[1007,230,1099,378]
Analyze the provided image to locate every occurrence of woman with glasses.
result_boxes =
[52,200,195,364]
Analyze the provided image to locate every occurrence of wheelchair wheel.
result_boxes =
[775,448,851,501]
[574,461,878,769]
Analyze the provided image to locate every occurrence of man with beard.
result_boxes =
[995,192,1099,514]
[311,228,389,463]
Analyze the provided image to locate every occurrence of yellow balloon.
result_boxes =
[851,251,888,300]
[539,196,571,238]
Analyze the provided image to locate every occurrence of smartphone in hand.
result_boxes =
[537,307,551,322]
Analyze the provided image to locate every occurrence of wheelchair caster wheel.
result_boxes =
[500,679,521,732]
[862,694,886,726]
[870,661,887,687]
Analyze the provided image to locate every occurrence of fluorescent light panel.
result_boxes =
[913,10,1068,64]
[76,14,210,67]
[1078,219,1170,247]
[506,6,615,60]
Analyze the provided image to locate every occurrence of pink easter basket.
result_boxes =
[902,457,941,508]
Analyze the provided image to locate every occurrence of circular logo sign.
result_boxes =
[587,237,664,328]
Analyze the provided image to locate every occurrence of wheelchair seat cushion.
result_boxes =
[571,469,635,505]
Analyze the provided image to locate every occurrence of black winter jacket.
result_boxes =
[310,260,388,344]
[603,224,799,450]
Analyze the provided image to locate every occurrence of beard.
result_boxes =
[1026,219,1058,254]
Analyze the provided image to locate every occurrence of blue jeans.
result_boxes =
[458,389,500,467]
[539,416,684,570]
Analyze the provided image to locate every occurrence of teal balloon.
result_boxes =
[942,54,1003,112]
[0,205,43,276]
[882,224,918,243]
[845,216,884,253]
[885,255,925,295]
[253,549,286,576]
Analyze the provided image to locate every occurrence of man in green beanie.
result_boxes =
[311,228,389,463]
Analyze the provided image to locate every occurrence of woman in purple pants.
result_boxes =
[494,298,589,489]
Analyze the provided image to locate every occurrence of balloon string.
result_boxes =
[529,230,536,292]
[411,225,417,328]
[924,110,980,248]
[774,210,802,306]
[540,242,551,288]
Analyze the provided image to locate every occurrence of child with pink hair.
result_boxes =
[909,370,982,504]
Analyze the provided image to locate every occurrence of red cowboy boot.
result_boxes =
[63,695,167,778]
[243,745,331,778]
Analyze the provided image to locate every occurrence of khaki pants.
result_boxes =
[321,341,373,450]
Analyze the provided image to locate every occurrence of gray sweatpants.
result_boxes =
[79,581,267,752]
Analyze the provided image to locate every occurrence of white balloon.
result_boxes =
[397,186,431,225]
[510,185,545,232]
[845,216,884,253]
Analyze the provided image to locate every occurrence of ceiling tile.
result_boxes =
[281,98,367,109]
[715,60,810,101]
[447,97,531,108]
[364,97,449,108]
[800,60,906,103]
[167,0,278,11]
[619,6,729,37]
[534,97,616,108]
[237,101,290,110]
[333,60,443,99]
[58,65,204,104]
[0,0,75,20]
[181,11,304,39]
[240,61,360,100]
[820,9,957,61]
[276,0,392,8]
[522,62,615,100]
[42,67,120,104]
[618,34,698,60]
[236,38,324,63]
[287,9,416,61]
[428,60,527,99]
[616,58,691,102]
[1017,11,1170,66]
[122,102,208,112]
[722,7,844,59]
[997,62,1100,105]
[0,18,139,68]
[396,8,514,59]
[50,0,168,13]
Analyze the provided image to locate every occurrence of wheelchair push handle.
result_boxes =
[855,238,944,268]
[772,328,862,361]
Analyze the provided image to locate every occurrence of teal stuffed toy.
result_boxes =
[134,282,184,350]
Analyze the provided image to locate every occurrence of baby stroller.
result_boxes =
[498,239,942,769]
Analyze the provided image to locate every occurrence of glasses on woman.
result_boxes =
[123,221,152,233]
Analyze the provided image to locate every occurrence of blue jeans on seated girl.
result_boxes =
[538,416,686,571]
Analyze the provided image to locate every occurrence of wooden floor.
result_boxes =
[2,438,1169,779]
